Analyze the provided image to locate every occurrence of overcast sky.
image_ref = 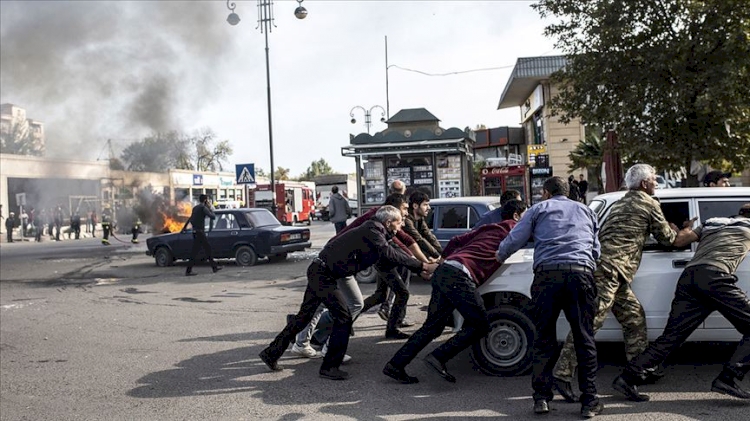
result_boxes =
[0,0,558,177]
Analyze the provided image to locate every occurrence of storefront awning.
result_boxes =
[341,138,471,158]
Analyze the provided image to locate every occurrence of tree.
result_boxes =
[569,125,605,190]
[120,131,190,172]
[299,158,334,180]
[274,167,290,181]
[193,128,233,172]
[120,128,232,173]
[0,114,44,156]
[534,0,750,180]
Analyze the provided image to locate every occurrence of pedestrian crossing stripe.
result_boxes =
[238,167,255,183]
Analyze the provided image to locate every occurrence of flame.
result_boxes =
[157,201,192,233]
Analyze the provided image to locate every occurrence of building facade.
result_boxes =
[0,104,45,156]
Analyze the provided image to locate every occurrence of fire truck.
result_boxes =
[255,182,315,225]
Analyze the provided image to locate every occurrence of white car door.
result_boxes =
[695,198,750,336]
[619,198,695,337]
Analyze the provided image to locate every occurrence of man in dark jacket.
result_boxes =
[384,200,527,385]
[260,205,438,380]
[328,186,352,233]
[181,194,222,276]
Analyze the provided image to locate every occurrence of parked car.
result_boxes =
[146,208,311,267]
[471,187,750,377]
[426,196,502,248]
[355,196,501,284]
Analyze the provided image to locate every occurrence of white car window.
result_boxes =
[697,200,748,223]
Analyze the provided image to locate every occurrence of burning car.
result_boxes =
[146,208,312,267]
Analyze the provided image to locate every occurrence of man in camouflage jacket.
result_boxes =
[552,164,696,403]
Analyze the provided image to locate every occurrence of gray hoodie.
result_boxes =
[328,193,351,223]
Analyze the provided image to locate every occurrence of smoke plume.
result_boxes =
[0,0,235,158]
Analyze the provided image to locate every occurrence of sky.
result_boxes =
[0,0,559,177]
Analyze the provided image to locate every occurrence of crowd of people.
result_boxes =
[258,166,749,418]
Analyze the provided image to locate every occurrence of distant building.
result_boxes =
[496,56,585,179]
[0,103,46,156]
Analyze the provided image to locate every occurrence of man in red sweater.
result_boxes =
[383,200,527,384]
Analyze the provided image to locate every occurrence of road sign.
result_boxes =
[236,163,256,187]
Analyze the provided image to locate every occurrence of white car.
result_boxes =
[471,187,750,376]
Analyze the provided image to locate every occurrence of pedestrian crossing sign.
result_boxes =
[235,163,256,186]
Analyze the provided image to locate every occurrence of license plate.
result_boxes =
[289,233,301,240]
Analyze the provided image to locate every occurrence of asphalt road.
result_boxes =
[1,221,749,420]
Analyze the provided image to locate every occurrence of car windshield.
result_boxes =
[244,210,281,227]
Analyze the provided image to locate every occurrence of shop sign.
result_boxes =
[481,167,511,175]
[527,144,547,166]
[219,176,235,187]
[193,174,203,186]
[172,172,194,185]
[522,85,544,122]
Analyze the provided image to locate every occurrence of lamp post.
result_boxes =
[350,105,386,134]
[226,0,307,217]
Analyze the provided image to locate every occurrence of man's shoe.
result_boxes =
[319,367,349,380]
[212,266,223,273]
[612,375,649,402]
[533,399,549,414]
[383,362,419,384]
[581,401,603,418]
[385,330,411,340]
[291,343,322,359]
[553,377,579,403]
[398,320,416,328]
[423,354,456,383]
[711,377,750,399]
[185,271,197,277]
[377,308,389,321]
[259,349,282,372]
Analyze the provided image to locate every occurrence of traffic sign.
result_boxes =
[235,163,256,187]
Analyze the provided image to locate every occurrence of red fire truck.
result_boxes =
[255,182,315,225]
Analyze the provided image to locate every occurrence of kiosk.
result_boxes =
[341,108,475,213]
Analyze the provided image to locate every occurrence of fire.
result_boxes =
[157,201,192,233]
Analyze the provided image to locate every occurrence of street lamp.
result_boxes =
[226,0,307,217]
[350,105,386,134]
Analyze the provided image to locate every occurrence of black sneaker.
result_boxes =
[711,377,750,399]
[581,401,603,418]
[612,375,649,402]
[212,266,223,273]
[259,349,282,372]
[185,271,197,277]
[383,362,419,384]
[319,367,349,380]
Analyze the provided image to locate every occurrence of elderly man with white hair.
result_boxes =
[551,163,697,403]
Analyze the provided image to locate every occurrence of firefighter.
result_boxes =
[101,208,112,245]
[131,217,141,243]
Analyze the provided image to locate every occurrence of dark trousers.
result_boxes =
[530,269,598,405]
[186,230,217,271]
[6,228,12,243]
[102,224,110,241]
[624,265,750,383]
[54,222,61,241]
[389,264,489,368]
[333,221,347,234]
[34,225,42,242]
[73,224,80,239]
[362,265,410,333]
[264,261,353,370]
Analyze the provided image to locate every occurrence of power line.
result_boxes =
[387,63,515,76]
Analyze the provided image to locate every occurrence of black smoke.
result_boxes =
[0,1,235,158]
